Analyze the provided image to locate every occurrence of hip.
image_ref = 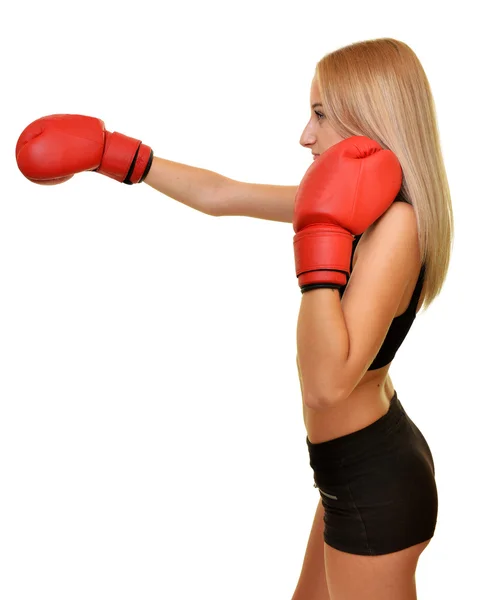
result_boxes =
[307,390,436,489]
[306,391,438,554]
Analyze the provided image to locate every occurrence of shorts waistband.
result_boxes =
[306,391,406,464]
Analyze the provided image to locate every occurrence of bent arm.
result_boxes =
[144,156,297,223]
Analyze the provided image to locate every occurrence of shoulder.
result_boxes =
[345,200,422,321]
[370,199,417,237]
[354,200,420,272]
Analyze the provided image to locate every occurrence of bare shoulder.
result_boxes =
[355,201,420,268]
[352,201,424,312]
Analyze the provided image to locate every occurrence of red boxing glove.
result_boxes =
[15,114,153,185]
[293,136,402,293]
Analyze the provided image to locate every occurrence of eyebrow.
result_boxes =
[311,102,323,109]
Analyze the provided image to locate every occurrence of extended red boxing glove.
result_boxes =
[293,136,402,293]
[15,114,153,185]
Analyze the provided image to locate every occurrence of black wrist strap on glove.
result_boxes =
[300,283,344,294]
[123,149,154,185]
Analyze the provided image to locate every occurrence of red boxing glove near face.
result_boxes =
[15,114,153,185]
[293,136,402,293]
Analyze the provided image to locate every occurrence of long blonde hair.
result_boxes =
[315,38,453,311]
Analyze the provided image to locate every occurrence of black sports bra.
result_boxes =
[339,205,426,371]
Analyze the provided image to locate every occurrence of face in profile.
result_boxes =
[300,78,344,160]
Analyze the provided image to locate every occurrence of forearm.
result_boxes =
[296,289,349,408]
[143,156,226,216]
[144,156,298,222]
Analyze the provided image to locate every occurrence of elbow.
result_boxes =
[303,387,344,410]
[209,203,222,217]
[204,203,220,217]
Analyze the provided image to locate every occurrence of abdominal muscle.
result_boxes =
[301,364,395,443]
[299,222,425,444]
[300,289,424,443]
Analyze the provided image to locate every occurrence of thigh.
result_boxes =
[292,498,330,600]
[324,539,430,600]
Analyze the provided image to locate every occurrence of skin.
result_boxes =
[291,78,430,600]
[140,76,432,600]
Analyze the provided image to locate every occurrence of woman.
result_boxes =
[16,37,453,600]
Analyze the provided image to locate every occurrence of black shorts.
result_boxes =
[306,391,438,556]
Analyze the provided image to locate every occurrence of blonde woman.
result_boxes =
[16,37,452,600]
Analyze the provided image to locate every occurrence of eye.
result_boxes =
[314,109,325,121]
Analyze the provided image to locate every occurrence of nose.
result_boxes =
[299,120,315,148]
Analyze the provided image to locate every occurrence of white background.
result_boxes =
[1,1,487,598]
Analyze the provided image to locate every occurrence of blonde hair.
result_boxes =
[315,38,454,311]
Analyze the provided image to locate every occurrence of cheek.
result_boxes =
[317,130,336,151]
[319,128,344,151]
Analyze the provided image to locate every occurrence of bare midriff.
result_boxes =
[299,234,425,445]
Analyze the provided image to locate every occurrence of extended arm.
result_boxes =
[144,156,298,222]
[15,113,297,223]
